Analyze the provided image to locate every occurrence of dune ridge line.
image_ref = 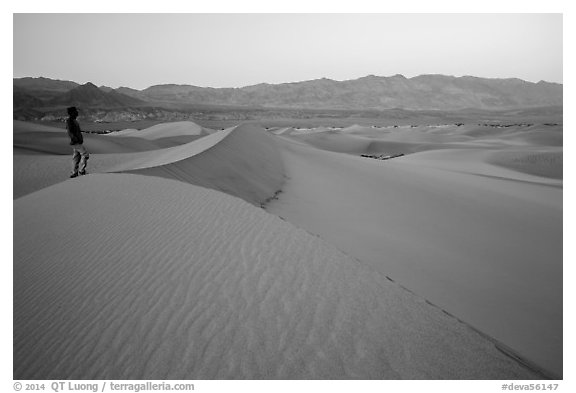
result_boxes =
[106,124,285,206]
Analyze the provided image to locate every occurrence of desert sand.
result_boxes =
[267,123,562,377]
[13,119,561,379]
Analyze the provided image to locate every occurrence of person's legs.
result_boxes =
[77,145,90,175]
[71,148,81,177]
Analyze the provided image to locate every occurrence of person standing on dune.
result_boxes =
[66,106,89,178]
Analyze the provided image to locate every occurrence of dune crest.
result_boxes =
[109,124,285,206]
[106,121,208,139]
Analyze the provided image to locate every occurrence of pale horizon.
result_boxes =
[13,14,563,90]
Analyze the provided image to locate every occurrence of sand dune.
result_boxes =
[103,121,214,150]
[284,123,563,203]
[13,119,172,198]
[13,120,64,133]
[270,127,294,135]
[106,120,209,139]
[14,174,540,379]
[292,129,476,156]
[294,131,372,154]
[14,122,284,206]
[459,124,520,138]
[13,120,199,156]
[290,123,562,153]
[108,124,285,206]
[402,148,563,184]
[13,118,561,379]
[289,126,331,135]
[453,124,564,147]
[13,120,174,198]
[13,129,163,155]
[338,124,470,143]
[340,124,372,134]
[107,127,235,169]
[267,137,562,377]
[503,128,563,147]
[487,150,563,179]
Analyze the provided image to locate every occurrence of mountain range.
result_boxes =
[13,74,562,116]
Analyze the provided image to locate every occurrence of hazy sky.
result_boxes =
[13,13,562,89]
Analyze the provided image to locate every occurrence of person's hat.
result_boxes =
[67,106,78,115]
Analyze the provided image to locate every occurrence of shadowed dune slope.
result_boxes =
[14,174,540,380]
[109,124,285,206]
[487,150,563,179]
[504,128,563,147]
[399,148,563,183]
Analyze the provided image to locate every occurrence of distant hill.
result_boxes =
[139,74,563,111]
[47,82,146,107]
[13,74,563,114]
[115,86,149,101]
[13,77,79,92]
[13,77,80,101]
[98,86,114,93]
[13,89,44,109]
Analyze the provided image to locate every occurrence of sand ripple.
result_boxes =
[13,174,539,379]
